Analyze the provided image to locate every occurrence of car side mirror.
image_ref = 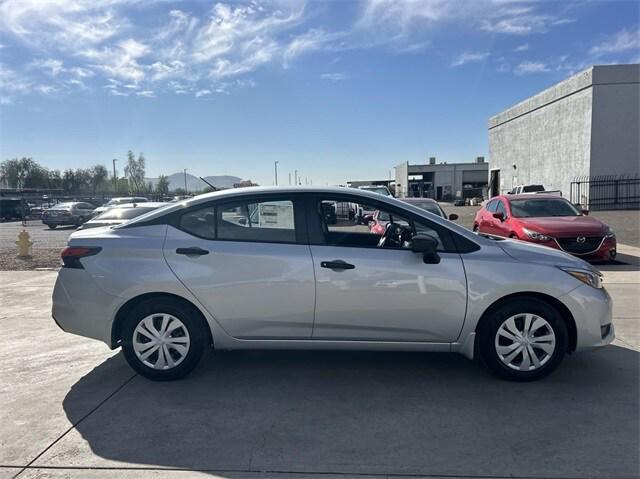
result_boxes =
[581,209,589,215]
[492,212,505,221]
[363,214,374,223]
[448,213,458,221]
[411,234,440,264]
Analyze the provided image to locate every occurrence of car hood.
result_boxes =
[516,216,605,236]
[497,237,597,272]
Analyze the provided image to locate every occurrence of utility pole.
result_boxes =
[112,159,118,193]
[183,169,188,194]
[288,172,291,185]
[294,170,298,186]
[274,161,279,185]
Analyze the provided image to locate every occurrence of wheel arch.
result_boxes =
[111,292,214,349]
[474,292,577,353]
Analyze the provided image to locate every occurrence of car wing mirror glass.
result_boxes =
[448,213,458,221]
[492,212,505,221]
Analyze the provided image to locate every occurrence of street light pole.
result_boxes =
[294,170,298,186]
[112,159,118,193]
[274,161,279,185]
[183,169,188,194]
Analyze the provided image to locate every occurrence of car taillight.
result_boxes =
[61,246,102,269]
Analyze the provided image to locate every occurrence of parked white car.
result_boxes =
[52,187,613,381]
[91,197,149,216]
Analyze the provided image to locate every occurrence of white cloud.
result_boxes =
[451,51,489,67]
[514,61,549,75]
[514,43,529,52]
[136,90,155,97]
[81,38,148,83]
[320,72,350,81]
[284,29,345,68]
[195,89,211,98]
[590,28,640,57]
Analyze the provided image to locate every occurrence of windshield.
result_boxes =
[94,207,156,220]
[410,201,446,218]
[510,199,581,217]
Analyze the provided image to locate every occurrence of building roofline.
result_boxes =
[488,64,640,130]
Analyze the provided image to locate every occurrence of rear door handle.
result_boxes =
[176,247,209,256]
[321,260,355,270]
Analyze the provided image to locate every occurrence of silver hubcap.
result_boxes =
[495,313,556,372]
[132,314,190,370]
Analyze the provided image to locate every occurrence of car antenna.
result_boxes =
[199,177,217,191]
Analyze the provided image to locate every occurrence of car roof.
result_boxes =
[107,202,166,208]
[400,197,438,204]
[502,194,567,200]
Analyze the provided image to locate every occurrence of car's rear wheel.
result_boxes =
[121,299,208,381]
[47,224,57,229]
[477,298,567,381]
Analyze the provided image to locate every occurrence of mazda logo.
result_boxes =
[576,236,586,244]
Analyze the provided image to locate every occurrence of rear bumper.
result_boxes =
[52,268,119,346]
[43,217,79,226]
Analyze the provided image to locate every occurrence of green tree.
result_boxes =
[155,174,170,199]
[0,157,41,188]
[89,164,109,195]
[124,150,146,193]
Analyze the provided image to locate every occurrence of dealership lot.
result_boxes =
[1,258,639,478]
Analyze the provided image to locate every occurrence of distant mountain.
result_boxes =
[146,173,243,191]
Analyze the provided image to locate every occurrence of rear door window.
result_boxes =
[217,200,296,243]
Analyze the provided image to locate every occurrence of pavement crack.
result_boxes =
[12,372,137,479]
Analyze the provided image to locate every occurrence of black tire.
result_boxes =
[121,298,208,381]
[76,216,85,226]
[472,224,479,232]
[47,224,57,229]
[477,298,568,381]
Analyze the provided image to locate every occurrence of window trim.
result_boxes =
[304,193,459,253]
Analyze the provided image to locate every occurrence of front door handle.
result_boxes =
[321,260,355,270]
[176,247,209,256]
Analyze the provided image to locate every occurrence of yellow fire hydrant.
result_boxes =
[16,230,33,259]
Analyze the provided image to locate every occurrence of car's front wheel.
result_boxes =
[121,298,208,381]
[477,298,568,381]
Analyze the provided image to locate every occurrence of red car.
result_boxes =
[473,195,617,262]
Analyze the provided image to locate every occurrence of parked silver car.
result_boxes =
[52,187,613,381]
[42,202,95,229]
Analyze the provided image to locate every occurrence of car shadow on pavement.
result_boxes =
[62,346,639,478]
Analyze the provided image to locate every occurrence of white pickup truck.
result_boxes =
[508,184,562,196]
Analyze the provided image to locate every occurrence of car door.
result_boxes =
[76,203,94,220]
[163,195,316,339]
[307,195,467,343]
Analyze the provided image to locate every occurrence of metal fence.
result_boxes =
[570,175,640,210]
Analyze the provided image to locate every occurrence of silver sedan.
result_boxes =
[52,186,613,381]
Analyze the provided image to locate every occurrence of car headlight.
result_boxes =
[560,267,603,289]
[604,226,616,239]
[522,227,552,242]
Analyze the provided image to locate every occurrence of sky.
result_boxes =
[0,0,639,186]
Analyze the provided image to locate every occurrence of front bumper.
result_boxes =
[520,236,617,261]
[559,283,614,352]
